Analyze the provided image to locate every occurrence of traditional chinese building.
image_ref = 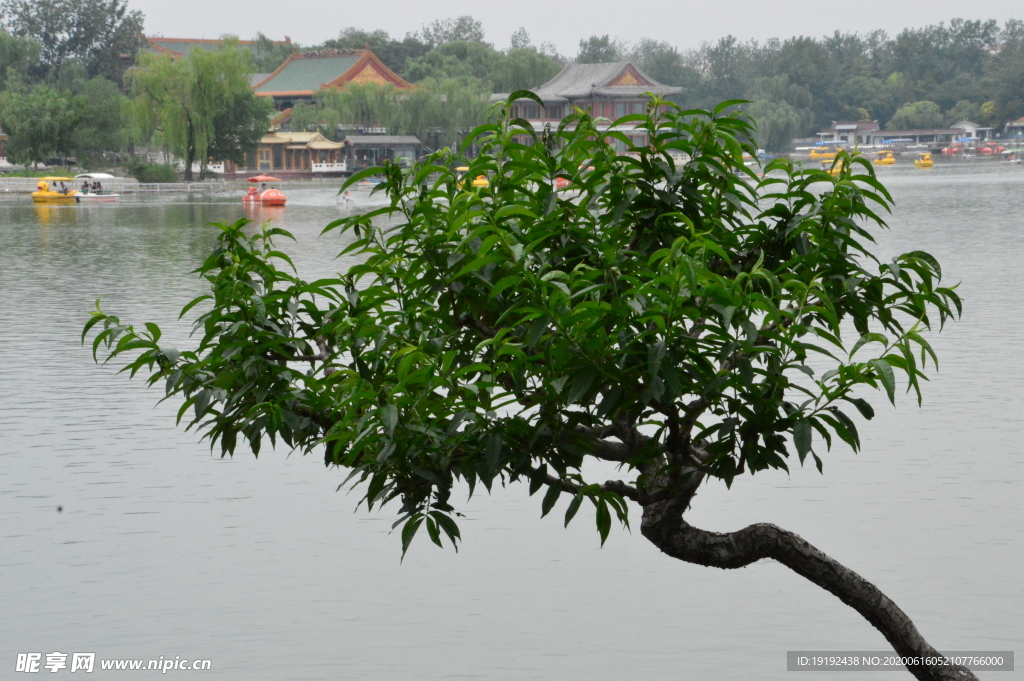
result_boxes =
[252,50,412,111]
[816,120,990,148]
[492,61,682,148]
[223,131,346,175]
[222,131,422,177]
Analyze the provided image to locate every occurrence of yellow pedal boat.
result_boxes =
[31,178,77,202]
[809,149,838,160]
[914,153,934,168]
[455,166,489,188]
[873,150,896,165]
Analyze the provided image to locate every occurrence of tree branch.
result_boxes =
[640,507,978,681]
[289,338,337,375]
[544,473,641,502]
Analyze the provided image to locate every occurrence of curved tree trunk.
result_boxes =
[640,501,978,681]
[183,124,195,181]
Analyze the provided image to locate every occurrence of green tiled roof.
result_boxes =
[254,55,361,94]
[149,39,217,55]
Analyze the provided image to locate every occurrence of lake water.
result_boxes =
[1,164,1022,679]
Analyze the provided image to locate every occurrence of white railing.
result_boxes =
[0,178,228,194]
[129,182,227,193]
[311,162,347,173]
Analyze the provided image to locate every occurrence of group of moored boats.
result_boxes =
[29,173,293,207]
[31,173,120,203]
[814,149,936,170]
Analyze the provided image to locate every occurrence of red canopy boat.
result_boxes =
[243,175,287,206]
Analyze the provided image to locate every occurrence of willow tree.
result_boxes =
[291,78,489,151]
[0,83,84,165]
[87,95,976,681]
[402,77,489,151]
[127,40,265,180]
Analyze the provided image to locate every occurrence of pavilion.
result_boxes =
[224,131,346,175]
[492,61,682,148]
[222,131,423,178]
[252,50,412,111]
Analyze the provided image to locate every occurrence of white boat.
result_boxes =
[75,193,119,203]
[74,173,119,202]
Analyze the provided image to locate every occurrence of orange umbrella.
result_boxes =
[247,174,282,183]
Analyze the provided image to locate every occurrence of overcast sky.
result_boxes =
[135,0,1021,55]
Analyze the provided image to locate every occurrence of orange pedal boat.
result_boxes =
[243,174,287,206]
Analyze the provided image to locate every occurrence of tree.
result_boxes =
[744,99,803,151]
[838,75,896,123]
[400,77,490,150]
[576,34,624,63]
[0,82,83,164]
[886,100,943,130]
[689,36,758,106]
[985,19,1024,125]
[290,79,489,151]
[415,16,485,48]
[744,75,814,150]
[249,32,295,74]
[629,38,699,90]
[73,76,127,166]
[403,41,499,84]
[320,28,430,77]
[127,41,260,180]
[0,0,145,81]
[489,47,561,93]
[943,99,981,126]
[206,89,273,169]
[767,36,839,126]
[0,27,39,87]
[87,94,975,681]
[509,27,530,51]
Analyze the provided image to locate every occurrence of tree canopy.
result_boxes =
[319,28,429,78]
[0,27,39,86]
[87,94,972,680]
[290,78,489,152]
[576,35,626,63]
[127,41,268,179]
[887,100,943,130]
[0,0,144,80]
[415,16,486,48]
[0,81,83,164]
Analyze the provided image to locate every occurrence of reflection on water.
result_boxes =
[1,171,1022,680]
[243,203,287,223]
[33,203,79,226]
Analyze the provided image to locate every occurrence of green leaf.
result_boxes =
[433,513,461,551]
[567,371,595,404]
[595,499,611,546]
[494,204,537,221]
[425,517,443,548]
[381,404,398,436]
[844,397,875,420]
[340,166,385,192]
[793,418,811,462]
[400,514,424,560]
[870,359,896,404]
[564,493,583,527]
[541,480,562,517]
[849,332,888,359]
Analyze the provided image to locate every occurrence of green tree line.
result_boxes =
[276,17,1024,152]
[1,11,1023,166]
